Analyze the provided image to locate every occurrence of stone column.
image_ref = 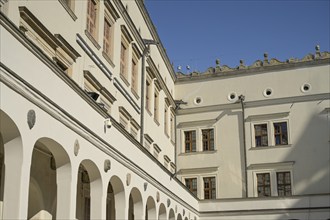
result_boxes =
[56,163,75,219]
[3,136,30,219]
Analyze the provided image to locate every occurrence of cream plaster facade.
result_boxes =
[0,0,329,220]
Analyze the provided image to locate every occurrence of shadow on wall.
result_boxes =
[274,101,329,220]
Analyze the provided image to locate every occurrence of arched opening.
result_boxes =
[158,203,166,220]
[184,217,188,220]
[27,137,70,219]
[0,132,5,207]
[128,187,143,220]
[106,183,115,219]
[76,160,102,220]
[145,196,156,220]
[0,110,23,219]
[177,213,183,220]
[109,175,125,220]
[169,208,175,220]
[76,164,91,220]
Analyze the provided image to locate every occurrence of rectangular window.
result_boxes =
[146,80,151,112]
[184,131,196,152]
[86,0,97,39]
[131,58,138,94]
[119,115,129,130]
[202,129,214,151]
[254,124,268,147]
[170,112,175,142]
[185,178,197,197]
[274,122,288,145]
[257,173,271,197]
[154,89,159,122]
[120,42,128,79]
[277,172,291,196]
[164,104,169,135]
[130,126,138,139]
[203,177,216,199]
[103,18,112,58]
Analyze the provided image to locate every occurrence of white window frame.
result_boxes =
[181,127,216,153]
[201,175,217,200]
[183,176,198,197]
[252,169,293,197]
[200,126,216,152]
[251,119,290,148]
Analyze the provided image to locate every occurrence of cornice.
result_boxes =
[176,52,330,84]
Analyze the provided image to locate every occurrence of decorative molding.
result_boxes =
[176,49,330,82]
[84,70,116,104]
[58,0,77,21]
[164,155,171,163]
[84,29,101,50]
[54,34,80,61]
[177,167,219,175]
[27,109,36,129]
[247,161,295,170]
[126,173,131,186]
[104,159,111,172]
[144,133,154,144]
[153,143,162,153]
[74,139,80,156]
[245,112,290,122]
[121,25,133,43]
[177,119,216,128]
[119,106,132,120]
[19,6,58,49]
[104,0,120,21]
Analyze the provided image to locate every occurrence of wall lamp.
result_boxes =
[104,118,112,129]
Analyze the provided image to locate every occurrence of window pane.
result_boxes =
[254,124,268,147]
[274,122,288,145]
[277,172,291,196]
[257,173,271,197]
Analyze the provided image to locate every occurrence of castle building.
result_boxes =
[0,1,329,219]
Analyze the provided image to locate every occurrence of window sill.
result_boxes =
[131,88,140,100]
[154,118,160,126]
[102,51,115,68]
[145,108,152,116]
[170,139,175,146]
[179,150,217,156]
[58,0,77,21]
[250,144,292,150]
[120,74,130,87]
[85,30,101,50]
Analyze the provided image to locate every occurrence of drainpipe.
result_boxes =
[238,94,248,198]
[140,40,158,145]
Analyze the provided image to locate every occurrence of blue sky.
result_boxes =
[145,0,330,73]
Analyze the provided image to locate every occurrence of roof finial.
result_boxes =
[238,59,246,69]
[315,45,321,58]
[216,59,220,67]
